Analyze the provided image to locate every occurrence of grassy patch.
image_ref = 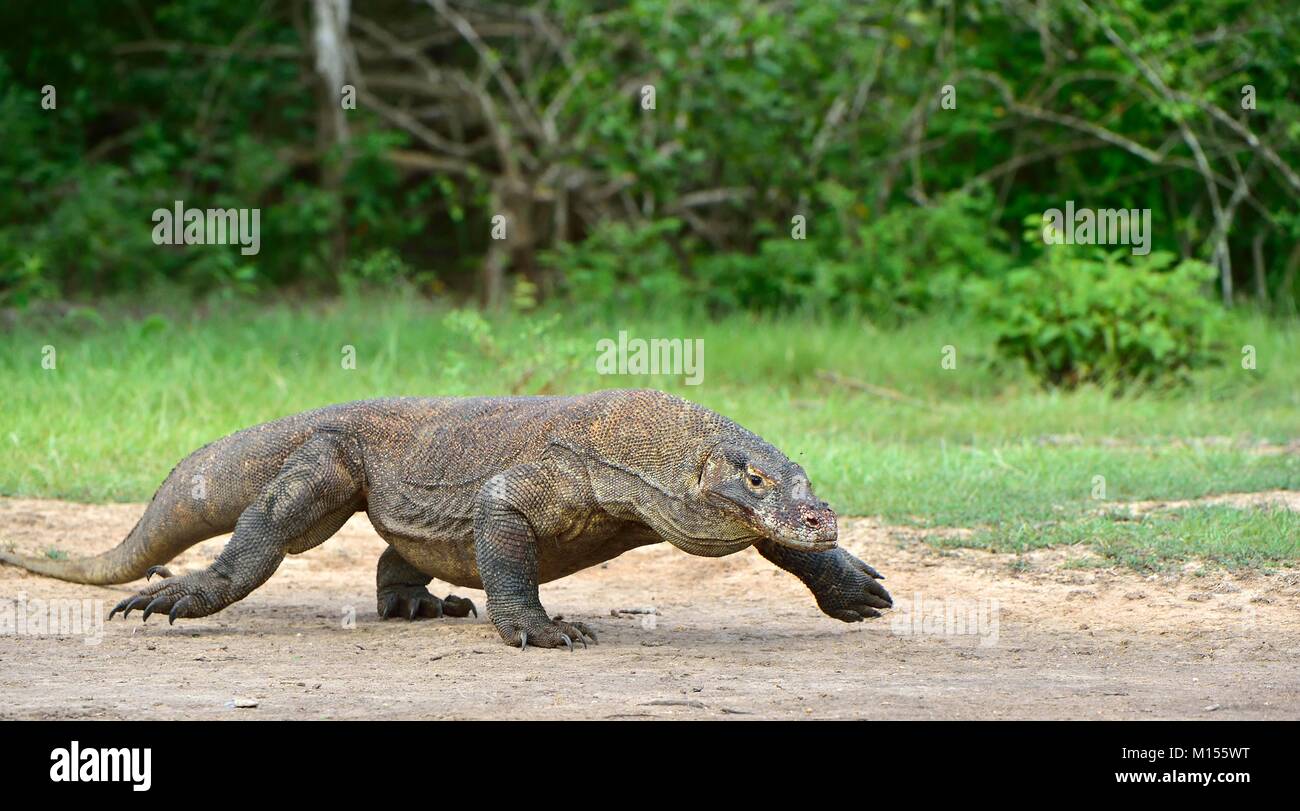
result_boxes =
[960,507,1300,572]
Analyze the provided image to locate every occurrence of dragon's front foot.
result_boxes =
[493,612,598,651]
[378,584,477,620]
[109,569,232,624]
[815,549,893,622]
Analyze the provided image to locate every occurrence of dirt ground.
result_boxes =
[1,496,1297,720]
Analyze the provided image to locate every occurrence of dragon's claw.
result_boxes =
[377,585,476,621]
[142,595,170,622]
[109,572,225,624]
[501,616,596,651]
[169,596,194,625]
[814,549,893,623]
[442,595,477,619]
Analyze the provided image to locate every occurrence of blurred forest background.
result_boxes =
[1,0,1299,386]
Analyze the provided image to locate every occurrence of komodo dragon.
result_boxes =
[0,389,892,649]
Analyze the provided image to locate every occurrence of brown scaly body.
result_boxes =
[1,390,891,649]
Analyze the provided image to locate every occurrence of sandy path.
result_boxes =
[1,497,1296,720]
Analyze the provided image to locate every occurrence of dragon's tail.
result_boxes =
[1,411,324,585]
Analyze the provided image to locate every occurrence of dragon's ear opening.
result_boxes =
[697,443,735,487]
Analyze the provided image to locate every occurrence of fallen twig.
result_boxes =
[815,370,927,407]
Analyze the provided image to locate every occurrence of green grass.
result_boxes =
[2,295,1297,570]
[950,506,1300,572]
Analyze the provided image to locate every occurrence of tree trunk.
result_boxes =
[311,0,352,280]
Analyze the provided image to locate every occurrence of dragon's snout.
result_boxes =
[800,504,835,533]
[769,502,838,551]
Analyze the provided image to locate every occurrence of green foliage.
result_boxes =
[972,234,1224,388]
[549,190,1009,319]
[0,3,454,302]
[1,0,1298,315]
[544,219,689,312]
[340,248,431,298]
[0,253,55,308]
[693,188,1012,318]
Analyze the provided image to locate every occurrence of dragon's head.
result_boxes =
[695,437,838,552]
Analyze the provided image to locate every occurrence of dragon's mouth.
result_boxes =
[706,492,763,529]
[707,493,837,551]
[769,530,838,552]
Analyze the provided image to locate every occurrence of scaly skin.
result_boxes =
[0,390,892,649]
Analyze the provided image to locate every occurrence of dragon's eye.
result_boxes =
[748,474,763,487]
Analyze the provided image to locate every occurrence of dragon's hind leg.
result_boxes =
[376,545,477,620]
[110,433,364,623]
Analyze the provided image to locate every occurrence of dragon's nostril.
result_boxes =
[804,515,820,528]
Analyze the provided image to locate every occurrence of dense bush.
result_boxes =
[548,189,1009,319]
[542,219,689,312]
[970,239,1224,388]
